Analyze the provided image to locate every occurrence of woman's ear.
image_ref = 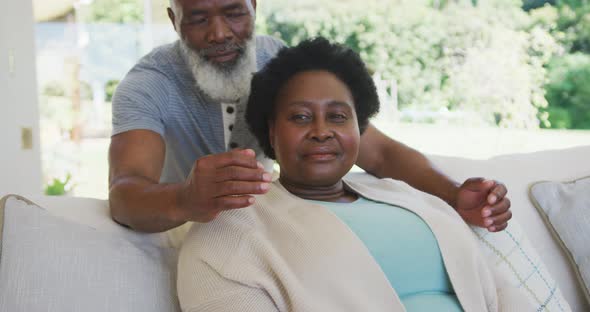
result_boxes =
[268,121,275,150]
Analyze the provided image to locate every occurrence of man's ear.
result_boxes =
[167,8,177,32]
[252,0,257,10]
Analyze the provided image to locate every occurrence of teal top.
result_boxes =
[311,197,463,312]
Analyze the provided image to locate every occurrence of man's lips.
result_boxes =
[206,51,239,63]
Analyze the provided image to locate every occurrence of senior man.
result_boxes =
[108,0,511,233]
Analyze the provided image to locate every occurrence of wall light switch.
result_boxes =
[21,127,33,150]
[8,49,15,77]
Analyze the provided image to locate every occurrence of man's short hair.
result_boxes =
[169,0,255,17]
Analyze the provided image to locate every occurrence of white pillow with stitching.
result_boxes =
[530,177,590,307]
[0,195,180,312]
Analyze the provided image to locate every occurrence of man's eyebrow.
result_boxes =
[189,9,207,16]
[222,3,246,11]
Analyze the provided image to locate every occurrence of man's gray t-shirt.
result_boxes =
[112,35,284,183]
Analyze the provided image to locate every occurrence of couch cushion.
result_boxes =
[0,195,180,312]
[530,176,590,306]
[429,145,590,312]
[472,221,570,311]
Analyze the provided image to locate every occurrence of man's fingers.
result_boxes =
[214,181,270,198]
[488,222,508,232]
[481,197,511,218]
[200,149,260,170]
[213,195,256,211]
[487,183,508,205]
[462,177,495,192]
[484,209,512,227]
[214,166,272,183]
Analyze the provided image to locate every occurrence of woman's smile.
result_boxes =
[301,146,340,161]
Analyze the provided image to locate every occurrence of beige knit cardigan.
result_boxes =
[177,173,533,312]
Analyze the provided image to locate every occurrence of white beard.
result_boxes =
[180,38,257,103]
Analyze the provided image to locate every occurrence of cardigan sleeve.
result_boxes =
[178,258,278,312]
[185,287,278,312]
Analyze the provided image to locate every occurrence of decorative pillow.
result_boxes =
[0,195,180,312]
[471,219,572,311]
[529,176,590,306]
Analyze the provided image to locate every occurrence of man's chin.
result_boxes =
[182,37,257,103]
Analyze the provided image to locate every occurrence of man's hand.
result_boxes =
[454,178,512,232]
[177,149,272,223]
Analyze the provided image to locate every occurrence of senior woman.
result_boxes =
[177,38,532,312]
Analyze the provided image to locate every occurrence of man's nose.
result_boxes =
[206,17,233,44]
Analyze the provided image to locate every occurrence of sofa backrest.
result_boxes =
[428,145,590,312]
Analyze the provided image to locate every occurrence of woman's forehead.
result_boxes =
[276,71,354,105]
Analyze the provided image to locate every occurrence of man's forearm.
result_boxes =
[357,126,460,208]
[109,176,186,233]
[374,144,460,208]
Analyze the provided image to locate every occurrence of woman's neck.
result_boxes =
[279,176,358,203]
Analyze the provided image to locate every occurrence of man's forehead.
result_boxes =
[177,0,250,8]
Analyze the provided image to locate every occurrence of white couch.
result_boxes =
[1,145,589,311]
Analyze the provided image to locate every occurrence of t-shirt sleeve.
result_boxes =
[111,65,169,138]
[257,35,287,60]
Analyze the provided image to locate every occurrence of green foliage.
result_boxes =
[85,0,144,23]
[42,80,93,100]
[555,3,590,53]
[523,0,556,11]
[80,81,94,101]
[105,79,120,102]
[260,0,559,128]
[542,53,590,129]
[529,2,590,129]
[44,173,73,196]
[43,81,66,97]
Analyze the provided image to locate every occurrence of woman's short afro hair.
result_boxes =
[245,37,380,159]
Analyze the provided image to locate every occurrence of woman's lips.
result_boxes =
[303,151,338,161]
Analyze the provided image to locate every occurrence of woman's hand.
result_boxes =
[453,178,512,232]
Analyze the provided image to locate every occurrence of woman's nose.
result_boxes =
[206,17,233,44]
[309,120,334,142]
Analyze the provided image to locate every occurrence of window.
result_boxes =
[34,0,590,198]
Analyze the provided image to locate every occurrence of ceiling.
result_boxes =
[33,0,75,22]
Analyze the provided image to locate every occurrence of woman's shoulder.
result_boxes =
[179,186,298,266]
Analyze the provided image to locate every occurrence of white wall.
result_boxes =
[0,0,42,196]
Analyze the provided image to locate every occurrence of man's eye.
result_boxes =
[227,12,248,18]
[187,17,207,25]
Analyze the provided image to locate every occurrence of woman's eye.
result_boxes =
[329,113,348,122]
[290,114,311,123]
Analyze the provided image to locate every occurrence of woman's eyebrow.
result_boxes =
[327,101,354,109]
[286,101,353,108]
